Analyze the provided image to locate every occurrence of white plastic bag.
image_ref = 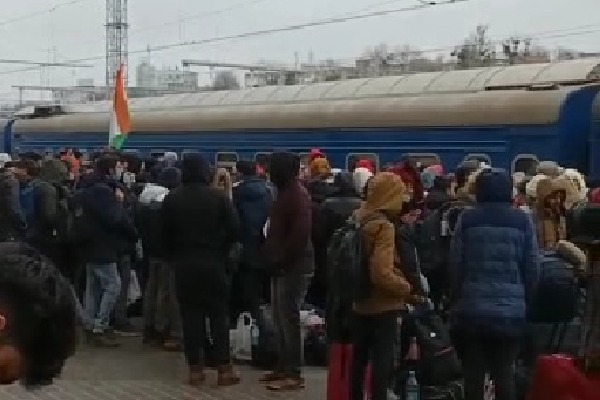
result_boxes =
[127,270,141,305]
[233,312,253,361]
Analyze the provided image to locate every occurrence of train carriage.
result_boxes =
[6,58,600,176]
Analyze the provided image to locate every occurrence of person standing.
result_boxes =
[262,152,314,391]
[161,153,241,387]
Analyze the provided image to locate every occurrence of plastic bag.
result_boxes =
[127,270,141,305]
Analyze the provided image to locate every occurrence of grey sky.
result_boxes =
[1,0,598,102]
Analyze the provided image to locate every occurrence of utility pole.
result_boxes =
[106,0,129,89]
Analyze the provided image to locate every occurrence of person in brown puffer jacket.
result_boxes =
[350,172,413,400]
[534,177,576,249]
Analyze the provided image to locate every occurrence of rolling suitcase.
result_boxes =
[327,344,372,400]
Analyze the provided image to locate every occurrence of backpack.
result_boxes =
[19,181,38,233]
[327,213,385,304]
[529,250,579,324]
[418,200,471,276]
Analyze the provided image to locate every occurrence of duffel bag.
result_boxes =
[529,251,579,324]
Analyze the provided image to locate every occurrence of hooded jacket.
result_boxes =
[534,177,574,249]
[353,172,412,315]
[449,168,539,338]
[232,174,273,268]
[77,173,138,263]
[264,152,313,275]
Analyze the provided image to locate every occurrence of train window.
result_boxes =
[299,153,310,167]
[151,150,165,159]
[346,153,379,172]
[216,152,239,164]
[463,153,491,166]
[255,152,272,170]
[401,153,441,169]
[512,154,539,175]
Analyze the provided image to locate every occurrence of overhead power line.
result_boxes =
[0,0,94,27]
[0,0,466,76]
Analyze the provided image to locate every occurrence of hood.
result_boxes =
[157,167,181,190]
[387,161,423,202]
[535,177,578,207]
[455,160,480,189]
[310,157,331,178]
[270,152,300,189]
[163,152,178,167]
[332,172,358,197]
[237,177,271,201]
[474,168,513,204]
[561,168,588,201]
[139,184,170,204]
[352,167,373,195]
[363,172,405,213]
[38,159,69,184]
[181,153,210,185]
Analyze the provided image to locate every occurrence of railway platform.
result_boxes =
[0,337,326,400]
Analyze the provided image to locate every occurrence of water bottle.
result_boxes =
[405,370,420,400]
[251,321,259,347]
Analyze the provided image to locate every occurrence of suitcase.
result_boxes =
[326,343,372,400]
[527,355,600,400]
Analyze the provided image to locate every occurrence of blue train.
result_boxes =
[4,58,600,177]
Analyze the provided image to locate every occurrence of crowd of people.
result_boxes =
[0,146,597,398]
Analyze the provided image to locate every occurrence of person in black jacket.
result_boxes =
[79,155,138,347]
[310,172,362,308]
[161,153,241,387]
[231,160,273,320]
[0,163,26,242]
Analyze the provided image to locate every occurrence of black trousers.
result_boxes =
[454,331,520,400]
[180,308,230,368]
[351,311,398,400]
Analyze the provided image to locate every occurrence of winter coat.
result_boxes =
[449,168,540,338]
[264,152,314,276]
[161,153,240,312]
[534,177,575,249]
[353,172,412,315]
[232,176,272,269]
[78,173,138,263]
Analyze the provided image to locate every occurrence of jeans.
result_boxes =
[114,255,132,327]
[351,311,398,400]
[84,262,121,333]
[454,332,520,400]
[144,258,182,338]
[271,272,311,377]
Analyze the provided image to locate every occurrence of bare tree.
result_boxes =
[213,70,240,90]
[452,24,495,69]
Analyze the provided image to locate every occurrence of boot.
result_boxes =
[217,364,240,386]
[186,366,205,387]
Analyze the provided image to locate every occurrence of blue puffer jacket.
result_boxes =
[449,168,540,338]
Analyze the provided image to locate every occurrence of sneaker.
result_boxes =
[90,332,121,348]
[114,323,141,337]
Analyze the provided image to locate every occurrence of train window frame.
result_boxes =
[512,154,539,175]
[346,153,380,172]
[254,152,272,167]
[215,152,239,165]
[401,152,441,169]
[463,153,491,166]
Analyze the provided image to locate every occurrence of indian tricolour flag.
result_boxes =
[108,65,131,150]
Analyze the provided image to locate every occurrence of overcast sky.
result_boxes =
[1,0,599,102]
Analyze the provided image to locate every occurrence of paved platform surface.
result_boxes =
[0,337,326,399]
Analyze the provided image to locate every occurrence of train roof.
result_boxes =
[49,57,600,114]
[13,86,598,133]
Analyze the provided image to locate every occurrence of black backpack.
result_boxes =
[327,213,384,304]
[418,200,471,276]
